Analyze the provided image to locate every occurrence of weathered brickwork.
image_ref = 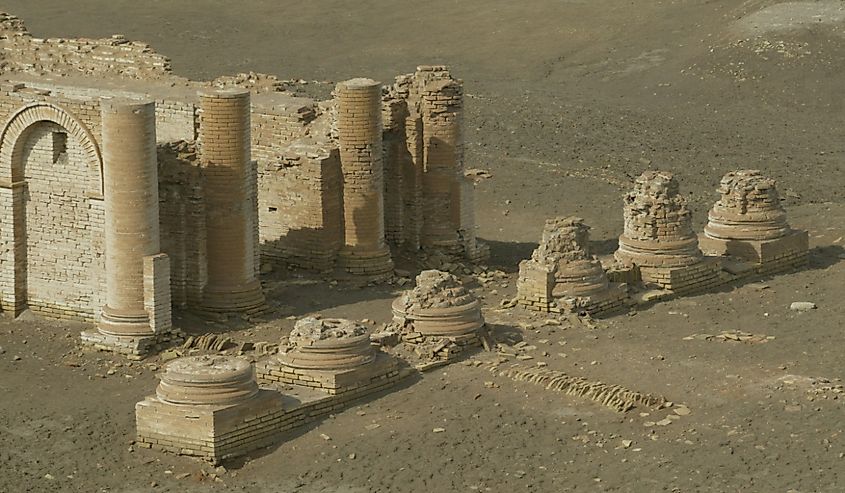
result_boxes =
[382,66,488,262]
[197,90,265,312]
[0,92,106,318]
[144,253,172,335]
[138,352,408,464]
[700,169,809,273]
[258,145,342,271]
[0,13,171,80]
[156,141,207,308]
[334,78,394,277]
[518,217,627,316]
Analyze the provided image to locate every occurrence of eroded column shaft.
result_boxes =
[336,78,393,276]
[198,89,264,311]
[99,99,160,336]
[419,68,464,249]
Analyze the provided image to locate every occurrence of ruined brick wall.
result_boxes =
[0,12,171,80]
[0,84,107,319]
[157,142,206,308]
[20,122,105,318]
[153,99,196,143]
[258,145,343,271]
[382,77,423,251]
[381,66,485,261]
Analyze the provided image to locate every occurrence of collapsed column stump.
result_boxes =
[136,355,284,464]
[517,217,627,316]
[614,171,721,294]
[391,270,486,361]
[699,169,808,274]
[258,317,401,395]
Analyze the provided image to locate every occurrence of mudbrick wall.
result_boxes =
[0,11,488,326]
[0,13,170,80]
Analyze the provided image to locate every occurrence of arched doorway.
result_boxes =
[0,103,106,318]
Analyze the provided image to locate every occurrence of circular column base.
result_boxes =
[201,280,265,313]
[392,298,484,338]
[156,355,259,406]
[98,305,153,337]
[615,235,703,269]
[337,247,394,277]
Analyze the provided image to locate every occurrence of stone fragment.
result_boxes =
[789,302,817,312]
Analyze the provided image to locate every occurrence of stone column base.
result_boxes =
[519,283,629,317]
[698,230,809,268]
[337,248,394,279]
[137,363,412,464]
[136,390,284,464]
[256,352,401,395]
[80,329,183,360]
[201,281,266,314]
[639,258,724,295]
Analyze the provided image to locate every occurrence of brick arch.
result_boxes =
[0,102,103,195]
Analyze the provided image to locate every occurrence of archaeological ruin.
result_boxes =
[517,216,627,316]
[0,13,487,355]
[0,10,817,469]
[516,169,809,315]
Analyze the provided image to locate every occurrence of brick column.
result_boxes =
[336,78,393,277]
[418,66,464,251]
[198,89,264,311]
[98,99,160,336]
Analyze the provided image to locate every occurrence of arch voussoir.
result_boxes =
[0,102,103,191]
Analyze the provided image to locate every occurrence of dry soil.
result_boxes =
[1,1,844,492]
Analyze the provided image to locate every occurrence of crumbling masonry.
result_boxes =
[517,169,810,314]
[517,217,626,315]
[0,13,487,354]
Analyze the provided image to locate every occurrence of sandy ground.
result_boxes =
[1,1,845,491]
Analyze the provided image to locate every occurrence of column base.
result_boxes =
[201,281,266,313]
[698,230,809,266]
[98,306,153,337]
[337,247,394,279]
[80,329,183,360]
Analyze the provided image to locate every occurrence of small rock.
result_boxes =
[320,433,331,441]
[622,440,633,449]
[348,453,356,460]
[0,346,4,354]
[44,474,54,481]
[790,302,817,312]
[656,418,673,426]
[432,428,446,433]
[12,355,21,361]
[673,406,691,416]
